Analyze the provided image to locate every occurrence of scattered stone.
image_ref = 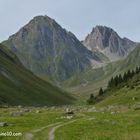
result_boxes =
[60,116,65,119]
[66,115,73,119]
[36,110,41,113]
[10,112,23,117]
[88,107,97,112]
[132,97,137,101]
[23,109,31,112]
[61,115,73,120]
[0,122,8,127]
[111,112,116,115]
[133,104,140,110]
[51,106,55,110]
[65,108,74,115]
[66,108,70,112]
[18,105,22,109]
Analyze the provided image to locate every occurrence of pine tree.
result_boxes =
[114,75,119,86]
[123,72,127,81]
[99,88,104,96]
[118,74,123,83]
[108,77,115,88]
[136,66,140,74]
[105,67,140,95]
[87,94,95,104]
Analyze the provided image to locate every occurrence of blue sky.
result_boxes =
[0,0,139,42]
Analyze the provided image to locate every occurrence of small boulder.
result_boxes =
[88,107,97,112]
[134,106,140,110]
[10,112,23,117]
[18,105,22,109]
[65,108,74,115]
[23,109,31,112]
[111,112,116,115]
[36,110,41,113]
[66,115,73,119]
[132,97,137,101]
[0,122,8,127]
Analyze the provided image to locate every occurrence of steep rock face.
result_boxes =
[3,16,105,81]
[83,26,137,61]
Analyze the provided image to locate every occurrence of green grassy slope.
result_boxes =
[96,72,140,107]
[55,111,140,140]
[0,44,75,106]
[64,44,140,97]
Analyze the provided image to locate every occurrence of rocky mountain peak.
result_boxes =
[26,15,59,28]
[92,25,113,35]
[83,25,137,61]
[3,15,107,82]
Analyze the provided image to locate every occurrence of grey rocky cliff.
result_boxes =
[3,16,104,81]
[83,26,137,61]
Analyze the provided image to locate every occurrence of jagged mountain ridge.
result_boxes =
[3,16,106,82]
[83,26,137,61]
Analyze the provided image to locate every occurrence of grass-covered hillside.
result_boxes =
[0,44,75,106]
[96,68,140,107]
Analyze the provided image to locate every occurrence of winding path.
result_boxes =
[48,117,95,140]
[24,116,94,140]
[48,120,77,140]
[23,122,61,140]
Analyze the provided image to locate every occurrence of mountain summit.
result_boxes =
[83,26,137,61]
[3,16,105,82]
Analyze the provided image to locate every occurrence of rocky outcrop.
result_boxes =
[83,26,137,61]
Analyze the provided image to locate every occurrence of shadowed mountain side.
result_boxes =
[0,44,75,106]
